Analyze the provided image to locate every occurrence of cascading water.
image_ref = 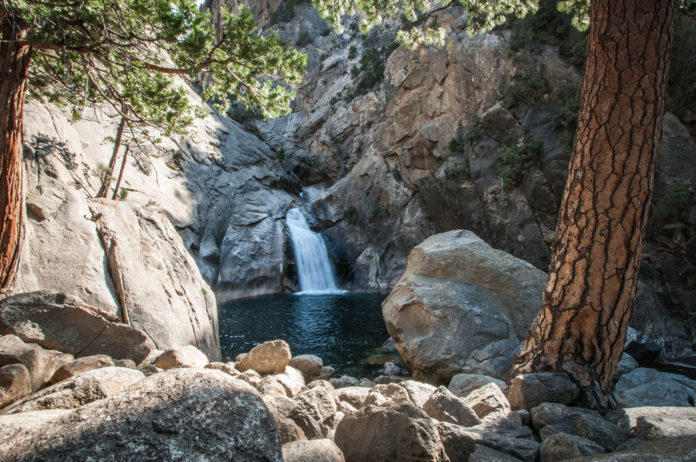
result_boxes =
[286,207,342,294]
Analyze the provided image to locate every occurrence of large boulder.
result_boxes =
[2,366,144,414]
[335,402,448,462]
[0,368,282,461]
[613,367,696,408]
[0,334,73,391]
[93,201,221,361]
[606,407,696,440]
[382,230,546,383]
[0,292,152,363]
[291,380,338,439]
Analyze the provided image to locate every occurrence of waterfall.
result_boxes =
[286,208,342,294]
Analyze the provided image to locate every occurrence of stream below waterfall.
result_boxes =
[219,293,390,378]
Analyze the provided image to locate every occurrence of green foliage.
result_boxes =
[276,147,286,160]
[654,180,694,222]
[507,0,587,66]
[17,0,306,147]
[119,188,129,200]
[552,80,581,144]
[499,136,540,189]
[344,204,358,225]
[348,46,358,59]
[296,29,313,47]
[352,40,399,96]
[501,65,547,108]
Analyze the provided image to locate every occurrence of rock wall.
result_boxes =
[14,70,306,354]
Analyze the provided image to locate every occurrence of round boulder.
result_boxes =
[237,340,291,375]
[382,230,546,383]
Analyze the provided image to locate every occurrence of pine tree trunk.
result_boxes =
[97,118,125,198]
[0,20,31,292]
[509,0,676,410]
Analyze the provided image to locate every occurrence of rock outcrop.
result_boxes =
[382,230,546,383]
[0,292,152,363]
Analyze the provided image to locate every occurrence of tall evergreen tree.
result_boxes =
[0,0,306,291]
[313,0,693,408]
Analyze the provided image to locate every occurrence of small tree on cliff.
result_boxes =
[0,0,306,291]
[313,0,693,408]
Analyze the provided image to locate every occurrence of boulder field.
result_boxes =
[1,338,695,461]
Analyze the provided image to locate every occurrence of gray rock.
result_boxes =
[423,386,481,427]
[0,364,31,408]
[613,353,639,382]
[291,380,338,439]
[113,359,136,369]
[0,334,73,391]
[93,201,220,361]
[289,354,323,382]
[364,383,413,407]
[463,382,511,419]
[507,372,579,410]
[0,292,152,363]
[319,365,336,380]
[449,373,508,397]
[606,407,696,440]
[337,386,370,408]
[566,436,696,461]
[49,355,115,384]
[204,361,239,376]
[237,340,291,375]
[469,445,523,462]
[613,367,696,408]
[531,403,630,452]
[0,368,282,461]
[399,380,437,409]
[335,402,448,462]
[262,395,307,443]
[154,345,209,369]
[382,230,546,383]
[436,422,540,462]
[330,375,360,388]
[2,366,144,414]
[540,432,604,462]
[282,439,345,462]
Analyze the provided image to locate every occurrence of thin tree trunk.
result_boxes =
[97,117,125,198]
[111,146,130,200]
[509,0,676,410]
[0,20,32,292]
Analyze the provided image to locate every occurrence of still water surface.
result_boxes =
[219,293,389,377]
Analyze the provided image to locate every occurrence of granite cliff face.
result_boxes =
[15,75,306,354]
[224,2,696,363]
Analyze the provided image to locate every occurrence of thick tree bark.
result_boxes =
[0,20,31,292]
[509,0,676,409]
[97,118,125,198]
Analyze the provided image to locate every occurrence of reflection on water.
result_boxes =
[219,293,389,377]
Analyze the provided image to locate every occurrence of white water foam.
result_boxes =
[286,208,344,295]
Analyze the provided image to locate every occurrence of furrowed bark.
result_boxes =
[0,19,32,292]
[509,0,676,410]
